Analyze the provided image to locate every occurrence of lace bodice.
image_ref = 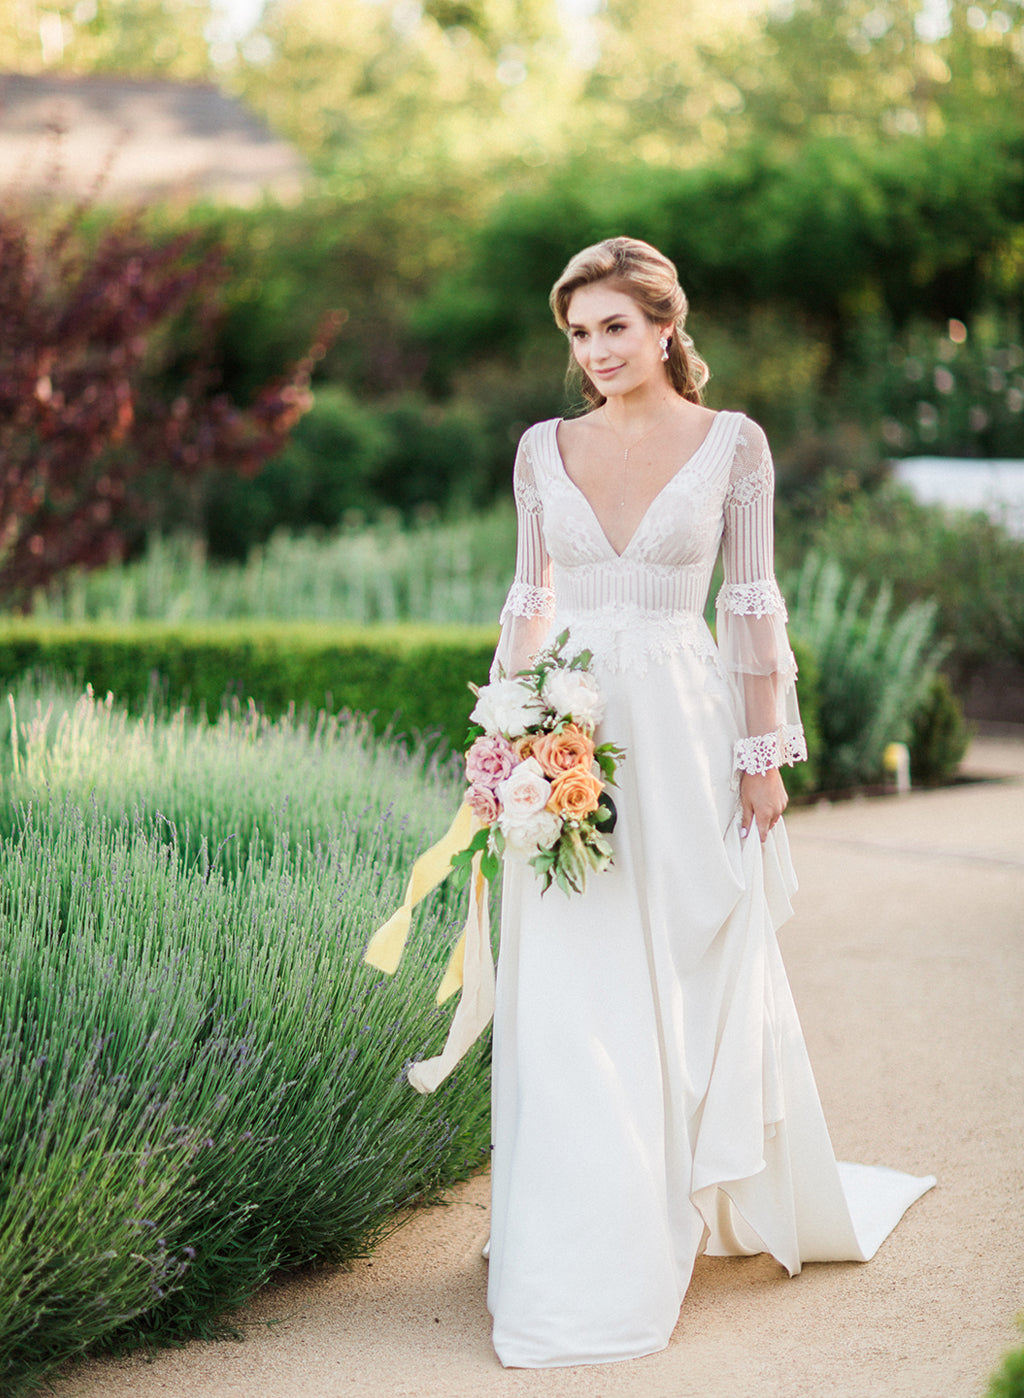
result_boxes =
[493,411,806,776]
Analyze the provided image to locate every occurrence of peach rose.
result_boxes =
[531,725,596,779]
[547,766,603,820]
[514,734,537,761]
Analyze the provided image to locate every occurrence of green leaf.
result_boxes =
[448,826,490,878]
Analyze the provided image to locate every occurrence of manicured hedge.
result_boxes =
[0,621,498,755]
[0,620,825,792]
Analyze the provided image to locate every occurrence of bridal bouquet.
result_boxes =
[452,631,624,896]
[362,630,624,1092]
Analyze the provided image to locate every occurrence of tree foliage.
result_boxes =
[232,0,575,177]
[0,0,216,76]
[409,122,1024,388]
[0,200,337,604]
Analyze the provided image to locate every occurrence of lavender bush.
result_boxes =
[0,686,488,1395]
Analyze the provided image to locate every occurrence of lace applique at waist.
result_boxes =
[556,603,720,678]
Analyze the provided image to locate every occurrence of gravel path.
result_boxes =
[56,737,1024,1398]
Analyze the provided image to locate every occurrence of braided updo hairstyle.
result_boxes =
[549,236,710,408]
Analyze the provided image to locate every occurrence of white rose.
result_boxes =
[541,666,605,728]
[470,679,543,738]
[496,757,551,818]
[499,806,562,861]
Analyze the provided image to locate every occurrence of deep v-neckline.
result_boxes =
[548,411,731,560]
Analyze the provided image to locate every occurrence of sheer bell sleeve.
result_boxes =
[715,420,808,776]
[490,429,556,681]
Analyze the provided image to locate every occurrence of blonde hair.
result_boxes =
[549,236,710,408]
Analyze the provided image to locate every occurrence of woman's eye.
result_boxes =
[572,330,587,340]
[608,323,625,333]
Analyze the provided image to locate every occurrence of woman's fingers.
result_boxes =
[739,770,789,841]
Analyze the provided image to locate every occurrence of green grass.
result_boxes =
[0,681,489,1396]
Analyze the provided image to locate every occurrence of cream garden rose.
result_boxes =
[499,807,562,861]
[470,679,544,739]
[541,667,605,729]
[496,757,552,818]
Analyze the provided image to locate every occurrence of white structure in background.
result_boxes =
[0,71,307,206]
[894,457,1024,539]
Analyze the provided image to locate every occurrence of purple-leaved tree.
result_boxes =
[0,196,339,605]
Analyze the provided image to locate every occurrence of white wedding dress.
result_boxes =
[486,411,935,1369]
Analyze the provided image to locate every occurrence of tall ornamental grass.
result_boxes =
[786,556,945,792]
[31,512,517,627]
[0,686,488,1397]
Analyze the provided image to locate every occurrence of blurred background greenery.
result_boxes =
[1,0,1021,728]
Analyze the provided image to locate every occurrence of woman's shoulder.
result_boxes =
[718,410,769,450]
[517,416,564,454]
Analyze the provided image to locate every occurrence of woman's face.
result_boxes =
[565,282,670,398]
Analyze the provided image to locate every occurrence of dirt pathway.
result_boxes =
[56,738,1024,1398]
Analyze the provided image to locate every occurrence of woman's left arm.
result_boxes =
[715,420,808,841]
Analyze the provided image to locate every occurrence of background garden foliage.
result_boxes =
[0,0,1021,1387]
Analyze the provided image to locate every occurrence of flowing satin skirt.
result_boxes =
[487,638,934,1369]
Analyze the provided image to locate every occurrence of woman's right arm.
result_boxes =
[490,430,555,679]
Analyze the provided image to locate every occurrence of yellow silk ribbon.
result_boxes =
[407,853,493,1094]
[363,801,495,1094]
[362,801,475,977]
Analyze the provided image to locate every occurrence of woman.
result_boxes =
[485,237,934,1368]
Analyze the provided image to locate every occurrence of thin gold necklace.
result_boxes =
[602,407,670,506]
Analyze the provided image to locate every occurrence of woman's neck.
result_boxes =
[599,384,681,433]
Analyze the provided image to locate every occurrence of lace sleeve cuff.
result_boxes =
[500,581,557,624]
[716,578,788,619]
[734,725,808,775]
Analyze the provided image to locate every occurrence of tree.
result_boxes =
[0,199,338,605]
[701,0,1024,149]
[231,0,577,178]
[0,0,215,77]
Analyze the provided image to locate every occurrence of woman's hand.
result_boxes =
[740,768,788,842]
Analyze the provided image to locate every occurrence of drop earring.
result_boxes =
[659,336,670,362]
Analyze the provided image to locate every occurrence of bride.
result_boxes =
[482,236,934,1368]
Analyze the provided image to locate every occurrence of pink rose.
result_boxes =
[465,734,516,789]
[466,783,500,824]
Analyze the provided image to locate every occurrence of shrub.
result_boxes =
[201,387,392,556]
[200,391,502,557]
[786,556,945,792]
[908,672,971,786]
[780,485,1024,682]
[844,316,1024,461]
[0,621,498,755]
[988,1322,1024,1398]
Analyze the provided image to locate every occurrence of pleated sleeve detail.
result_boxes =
[491,430,555,680]
[715,420,807,776]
